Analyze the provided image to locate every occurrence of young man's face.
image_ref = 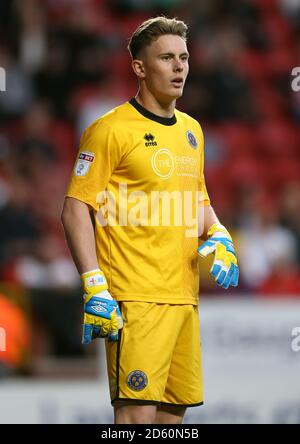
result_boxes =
[140,34,189,103]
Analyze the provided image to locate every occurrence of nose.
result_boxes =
[173,58,184,72]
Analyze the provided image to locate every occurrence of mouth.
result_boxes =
[171,77,184,88]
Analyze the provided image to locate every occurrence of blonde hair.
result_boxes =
[128,16,188,59]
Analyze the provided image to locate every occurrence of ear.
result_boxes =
[131,59,146,79]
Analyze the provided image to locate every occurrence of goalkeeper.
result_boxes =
[62,207,237,345]
[61,16,239,425]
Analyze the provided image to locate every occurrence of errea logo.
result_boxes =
[144,133,157,147]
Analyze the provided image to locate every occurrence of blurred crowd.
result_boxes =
[0,0,300,371]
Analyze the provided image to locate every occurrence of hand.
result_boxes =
[81,269,123,344]
[197,223,239,289]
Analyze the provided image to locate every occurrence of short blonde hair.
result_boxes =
[128,16,188,59]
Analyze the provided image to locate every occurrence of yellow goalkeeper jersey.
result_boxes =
[66,98,210,305]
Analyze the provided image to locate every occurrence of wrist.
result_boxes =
[81,268,108,301]
[84,289,113,303]
[207,223,232,241]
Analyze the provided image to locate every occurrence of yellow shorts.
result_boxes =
[105,302,203,407]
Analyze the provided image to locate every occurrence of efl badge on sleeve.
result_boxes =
[74,151,95,176]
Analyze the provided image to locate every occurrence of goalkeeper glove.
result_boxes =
[197,223,239,289]
[81,269,123,344]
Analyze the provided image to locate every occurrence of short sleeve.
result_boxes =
[200,177,211,206]
[197,122,211,207]
[66,119,122,211]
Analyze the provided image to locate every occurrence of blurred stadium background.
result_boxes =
[0,0,300,424]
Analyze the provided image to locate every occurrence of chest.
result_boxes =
[112,124,202,189]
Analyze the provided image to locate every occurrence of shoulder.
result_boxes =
[174,109,204,144]
[82,101,133,138]
[97,101,133,126]
[175,109,203,131]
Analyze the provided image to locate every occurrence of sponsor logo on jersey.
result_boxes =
[79,152,95,162]
[144,133,157,147]
[151,148,174,179]
[127,370,148,391]
[186,130,198,148]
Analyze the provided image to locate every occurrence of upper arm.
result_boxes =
[61,196,92,222]
[196,121,210,207]
[65,119,123,211]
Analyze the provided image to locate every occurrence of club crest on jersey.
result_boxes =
[186,130,198,149]
[74,151,95,176]
[144,133,157,147]
[127,370,148,391]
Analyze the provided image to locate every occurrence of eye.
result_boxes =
[162,55,171,61]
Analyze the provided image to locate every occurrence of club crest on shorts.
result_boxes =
[127,370,148,391]
[186,130,198,148]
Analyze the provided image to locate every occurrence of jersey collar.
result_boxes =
[129,98,177,126]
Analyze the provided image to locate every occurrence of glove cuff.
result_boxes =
[81,268,108,302]
[207,223,232,241]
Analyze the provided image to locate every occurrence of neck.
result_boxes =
[135,90,176,118]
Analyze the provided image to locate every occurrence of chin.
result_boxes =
[168,89,183,100]
[173,91,183,100]
[159,89,183,103]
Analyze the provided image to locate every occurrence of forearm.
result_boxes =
[199,204,220,240]
[61,197,99,274]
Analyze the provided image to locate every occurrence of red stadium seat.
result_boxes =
[256,121,299,160]
[266,48,298,76]
[237,51,269,83]
[262,16,293,49]
[216,123,256,158]
[252,86,287,120]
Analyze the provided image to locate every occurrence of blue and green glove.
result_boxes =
[81,269,123,344]
[197,223,239,289]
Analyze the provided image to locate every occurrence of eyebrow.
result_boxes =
[159,52,189,57]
